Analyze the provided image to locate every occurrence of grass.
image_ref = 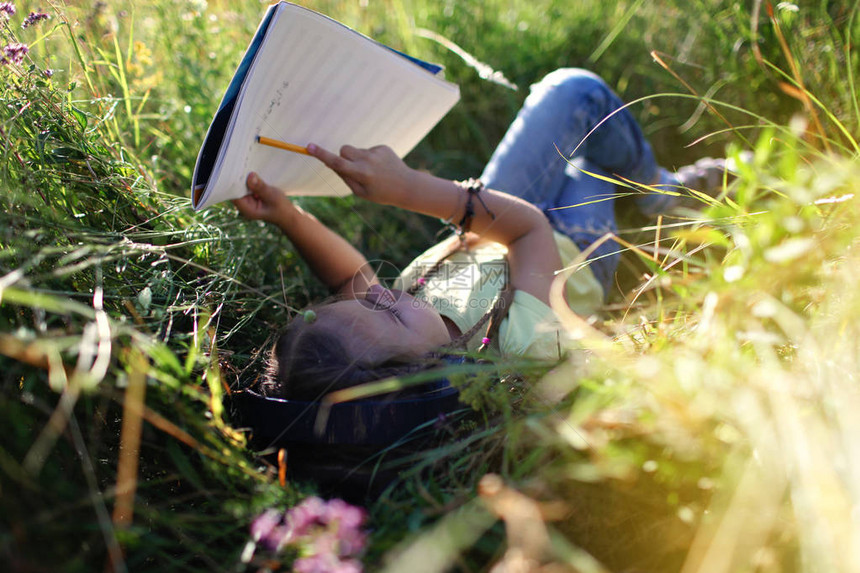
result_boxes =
[1,0,859,571]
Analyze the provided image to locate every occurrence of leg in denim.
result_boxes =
[480,68,666,294]
[544,157,619,292]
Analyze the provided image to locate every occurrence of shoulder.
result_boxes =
[498,290,564,361]
[551,232,604,314]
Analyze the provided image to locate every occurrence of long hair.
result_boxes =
[259,285,513,400]
[259,310,435,400]
[260,236,513,400]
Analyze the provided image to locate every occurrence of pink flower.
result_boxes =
[294,554,362,573]
[334,526,367,556]
[294,553,335,573]
[2,42,28,65]
[287,496,328,536]
[21,10,49,28]
[250,497,368,571]
[0,3,15,20]
[336,559,363,573]
[250,509,281,542]
[250,508,294,551]
[324,498,366,530]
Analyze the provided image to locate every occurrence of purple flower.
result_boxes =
[294,554,334,573]
[287,496,328,536]
[334,526,367,556]
[335,559,363,573]
[324,498,367,530]
[2,42,28,65]
[249,509,294,551]
[21,10,49,28]
[0,3,15,20]
[266,525,293,551]
[251,497,368,570]
[43,68,53,78]
[250,509,281,542]
[285,497,367,555]
[310,529,365,559]
[294,554,363,573]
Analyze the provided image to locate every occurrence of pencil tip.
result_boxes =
[255,135,260,142]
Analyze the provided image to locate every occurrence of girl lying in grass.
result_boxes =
[234,68,724,401]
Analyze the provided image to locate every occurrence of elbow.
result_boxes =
[510,203,554,245]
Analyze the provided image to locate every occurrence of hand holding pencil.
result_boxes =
[255,136,415,207]
[304,143,416,207]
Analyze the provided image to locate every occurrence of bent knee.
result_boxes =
[533,68,608,94]
[525,68,613,111]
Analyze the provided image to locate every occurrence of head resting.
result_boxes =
[260,300,445,400]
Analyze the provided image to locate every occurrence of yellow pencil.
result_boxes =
[256,136,310,155]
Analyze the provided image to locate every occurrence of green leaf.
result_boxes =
[47,147,85,164]
[70,106,88,130]
[166,440,205,491]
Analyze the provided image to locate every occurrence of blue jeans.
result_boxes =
[480,68,672,295]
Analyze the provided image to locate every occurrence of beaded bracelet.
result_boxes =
[455,178,495,238]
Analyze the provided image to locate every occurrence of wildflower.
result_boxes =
[286,496,368,552]
[21,10,49,28]
[249,497,368,571]
[333,525,367,556]
[0,3,15,20]
[250,509,282,543]
[286,496,328,536]
[43,68,53,78]
[294,554,362,573]
[249,508,294,552]
[323,498,366,531]
[3,42,28,65]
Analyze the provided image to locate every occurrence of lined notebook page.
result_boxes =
[196,3,459,209]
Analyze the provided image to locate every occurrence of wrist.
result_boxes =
[270,200,300,229]
[383,170,459,214]
[373,166,420,207]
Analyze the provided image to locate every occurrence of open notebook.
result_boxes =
[191,2,460,210]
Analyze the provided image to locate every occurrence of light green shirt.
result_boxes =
[394,232,603,360]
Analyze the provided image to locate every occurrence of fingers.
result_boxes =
[308,143,367,182]
[341,178,367,197]
[235,172,292,220]
[306,143,336,164]
[307,143,348,171]
[340,144,362,160]
[246,172,279,198]
[368,144,394,156]
[232,194,261,218]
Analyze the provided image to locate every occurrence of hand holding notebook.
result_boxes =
[191,2,460,210]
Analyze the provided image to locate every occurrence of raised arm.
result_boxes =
[308,144,562,305]
[233,173,377,298]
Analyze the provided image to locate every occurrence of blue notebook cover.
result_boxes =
[192,2,446,202]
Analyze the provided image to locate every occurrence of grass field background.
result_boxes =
[1,0,858,571]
